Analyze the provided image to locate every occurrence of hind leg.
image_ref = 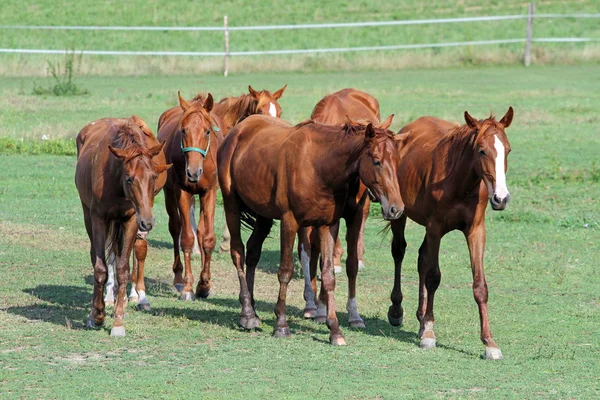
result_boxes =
[298,227,317,318]
[344,212,365,329]
[416,230,442,349]
[245,216,273,311]
[388,215,407,326]
[273,213,299,338]
[87,214,109,329]
[196,189,217,298]
[318,224,345,345]
[164,186,184,293]
[357,197,370,269]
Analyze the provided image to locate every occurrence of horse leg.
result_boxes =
[298,227,317,318]
[177,191,196,301]
[416,230,442,349]
[134,232,151,311]
[273,214,299,338]
[164,186,184,292]
[219,217,232,253]
[344,213,365,329]
[225,195,258,329]
[188,200,202,255]
[104,253,116,306]
[196,189,217,298]
[111,215,137,337]
[465,222,503,360]
[318,224,345,345]
[245,216,273,310]
[357,197,370,270]
[388,215,407,326]
[333,237,344,274]
[314,233,328,324]
[128,244,139,302]
[86,214,108,329]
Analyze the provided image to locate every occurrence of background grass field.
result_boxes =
[0,0,599,75]
[1,64,599,399]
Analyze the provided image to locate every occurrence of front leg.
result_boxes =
[465,221,503,360]
[298,227,317,318]
[388,215,407,326]
[196,189,217,298]
[133,231,151,311]
[87,214,109,329]
[111,215,137,337]
[319,223,345,346]
[177,191,196,301]
[343,214,365,329]
[273,214,299,338]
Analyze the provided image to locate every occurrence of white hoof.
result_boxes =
[180,291,195,301]
[349,318,366,329]
[485,347,504,360]
[110,326,126,337]
[420,337,436,349]
[334,265,342,274]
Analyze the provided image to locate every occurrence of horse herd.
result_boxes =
[74,86,513,360]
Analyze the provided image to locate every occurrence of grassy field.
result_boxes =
[0,0,599,75]
[1,65,600,399]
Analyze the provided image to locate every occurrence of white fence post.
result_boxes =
[224,16,229,77]
[524,2,535,67]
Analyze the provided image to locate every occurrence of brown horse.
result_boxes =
[91,118,169,312]
[299,88,392,328]
[158,92,223,300]
[387,107,513,360]
[76,116,171,336]
[218,115,403,345]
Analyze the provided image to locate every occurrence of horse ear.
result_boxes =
[273,84,287,100]
[155,163,172,173]
[464,111,481,129]
[204,93,214,113]
[178,91,190,111]
[149,141,166,157]
[379,114,394,130]
[365,123,376,141]
[248,85,260,99]
[345,115,360,127]
[108,145,128,159]
[499,106,514,128]
[130,115,154,137]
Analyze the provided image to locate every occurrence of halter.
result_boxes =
[180,126,219,157]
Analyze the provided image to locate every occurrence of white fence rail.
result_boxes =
[0,4,598,75]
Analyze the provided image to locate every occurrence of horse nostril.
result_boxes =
[390,206,397,215]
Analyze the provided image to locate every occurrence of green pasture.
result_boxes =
[0,0,599,75]
[1,65,600,399]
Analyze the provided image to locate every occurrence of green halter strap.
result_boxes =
[180,126,220,157]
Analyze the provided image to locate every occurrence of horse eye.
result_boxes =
[181,128,186,135]
[479,149,486,157]
[373,160,382,167]
[206,130,211,135]
[126,176,134,184]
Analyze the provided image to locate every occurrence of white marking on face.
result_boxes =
[269,102,277,117]
[493,135,509,200]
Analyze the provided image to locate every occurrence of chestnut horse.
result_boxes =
[76,116,171,336]
[387,107,513,360]
[158,92,223,300]
[218,115,403,345]
[299,88,392,329]
[90,118,169,312]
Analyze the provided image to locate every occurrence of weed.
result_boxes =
[32,51,89,96]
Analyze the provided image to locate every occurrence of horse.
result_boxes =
[218,115,404,345]
[158,91,224,300]
[92,118,169,312]
[386,107,513,360]
[75,116,171,337]
[299,88,393,329]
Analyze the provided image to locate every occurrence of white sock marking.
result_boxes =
[346,298,362,322]
[129,283,138,299]
[104,257,115,302]
[494,135,509,200]
[269,102,277,117]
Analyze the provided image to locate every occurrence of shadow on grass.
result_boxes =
[83,274,175,299]
[147,238,173,250]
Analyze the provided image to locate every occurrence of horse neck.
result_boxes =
[316,129,366,189]
[434,129,480,197]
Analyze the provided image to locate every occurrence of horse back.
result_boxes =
[311,88,380,125]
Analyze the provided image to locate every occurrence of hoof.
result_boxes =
[273,327,291,338]
[239,315,261,330]
[334,265,342,274]
[330,335,347,346]
[358,260,365,270]
[173,283,184,293]
[303,307,317,319]
[180,291,195,301]
[349,319,366,329]
[196,288,214,299]
[218,244,230,253]
[85,316,104,330]
[136,302,151,312]
[128,295,139,303]
[314,315,326,324]
[110,325,126,337]
[420,337,437,349]
[485,347,504,360]
[387,309,404,327]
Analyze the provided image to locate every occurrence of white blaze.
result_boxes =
[493,135,509,200]
[269,102,277,117]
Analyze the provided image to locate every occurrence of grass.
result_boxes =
[1,65,600,398]
[0,0,599,75]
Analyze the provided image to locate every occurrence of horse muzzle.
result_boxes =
[186,167,203,183]
[490,193,510,211]
[137,216,155,232]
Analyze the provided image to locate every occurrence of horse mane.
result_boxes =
[310,94,330,120]
[192,93,207,103]
[179,99,215,130]
[223,94,258,128]
[112,123,153,163]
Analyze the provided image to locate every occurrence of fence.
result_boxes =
[0,3,598,75]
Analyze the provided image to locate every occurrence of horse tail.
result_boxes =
[105,219,124,263]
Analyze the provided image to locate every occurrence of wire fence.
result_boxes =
[0,4,598,75]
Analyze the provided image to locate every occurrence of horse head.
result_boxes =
[248,85,287,118]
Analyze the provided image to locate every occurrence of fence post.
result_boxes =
[524,2,535,66]
[223,15,229,77]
